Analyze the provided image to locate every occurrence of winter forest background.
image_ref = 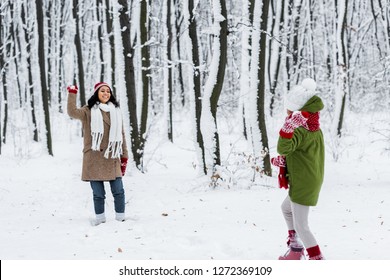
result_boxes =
[1,0,390,173]
[1,0,390,260]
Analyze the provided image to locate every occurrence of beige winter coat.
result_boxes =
[67,93,129,181]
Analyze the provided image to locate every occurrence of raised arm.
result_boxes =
[67,85,88,121]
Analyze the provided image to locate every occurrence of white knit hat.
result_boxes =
[284,78,317,111]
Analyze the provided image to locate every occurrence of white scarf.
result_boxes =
[91,102,123,159]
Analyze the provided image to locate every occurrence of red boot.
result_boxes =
[307,245,325,260]
[278,246,305,260]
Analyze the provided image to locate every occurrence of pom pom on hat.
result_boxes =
[301,78,317,91]
[284,78,317,111]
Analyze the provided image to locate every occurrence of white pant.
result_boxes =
[281,195,318,248]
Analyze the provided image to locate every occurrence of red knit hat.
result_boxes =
[94,82,112,94]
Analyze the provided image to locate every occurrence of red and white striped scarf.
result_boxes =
[303,112,320,132]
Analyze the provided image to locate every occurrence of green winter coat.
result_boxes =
[277,96,325,206]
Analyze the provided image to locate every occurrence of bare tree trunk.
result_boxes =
[167,0,173,142]
[247,0,272,179]
[105,0,115,88]
[0,3,3,153]
[285,0,302,88]
[97,0,105,81]
[0,71,6,147]
[0,9,2,153]
[188,0,206,174]
[257,0,272,176]
[269,0,285,116]
[377,0,390,48]
[209,0,228,168]
[335,0,349,137]
[307,0,316,78]
[118,0,142,169]
[370,0,383,58]
[0,104,1,154]
[173,0,185,106]
[0,39,5,150]
[9,2,22,108]
[321,0,333,80]
[46,1,52,103]
[292,0,303,83]
[248,0,255,25]
[21,2,38,141]
[240,0,253,141]
[1,75,7,145]
[1,3,9,145]
[36,0,53,155]
[285,0,293,89]
[268,0,276,108]
[140,0,150,162]
[72,0,86,106]
[58,0,67,113]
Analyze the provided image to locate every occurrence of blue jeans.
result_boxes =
[90,177,125,215]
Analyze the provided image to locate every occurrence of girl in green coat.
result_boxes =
[273,78,325,260]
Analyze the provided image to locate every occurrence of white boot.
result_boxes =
[283,230,304,247]
[115,212,125,222]
[278,230,305,260]
[91,213,106,226]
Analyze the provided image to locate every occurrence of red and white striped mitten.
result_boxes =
[279,111,309,139]
[271,156,289,189]
[271,155,286,167]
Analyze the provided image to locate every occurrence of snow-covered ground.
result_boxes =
[0,110,389,260]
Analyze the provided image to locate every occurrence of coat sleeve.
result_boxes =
[67,93,88,121]
[277,128,304,156]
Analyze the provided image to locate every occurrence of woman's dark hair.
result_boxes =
[87,88,120,109]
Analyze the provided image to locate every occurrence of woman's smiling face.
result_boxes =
[98,86,111,104]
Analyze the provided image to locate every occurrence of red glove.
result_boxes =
[120,158,128,176]
[271,155,286,167]
[67,85,78,94]
[279,111,309,139]
[278,166,289,189]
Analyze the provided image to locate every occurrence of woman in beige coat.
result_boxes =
[67,82,129,226]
